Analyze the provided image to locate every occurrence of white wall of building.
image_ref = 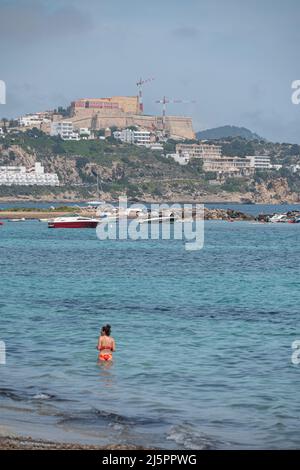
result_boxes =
[150,143,164,151]
[79,128,91,139]
[166,153,190,165]
[291,164,300,173]
[0,162,59,186]
[176,143,222,159]
[113,129,135,143]
[270,164,283,171]
[113,128,152,146]
[19,113,51,128]
[134,130,151,146]
[51,121,79,140]
[248,155,271,169]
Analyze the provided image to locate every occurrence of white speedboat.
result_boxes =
[9,218,26,222]
[269,213,288,223]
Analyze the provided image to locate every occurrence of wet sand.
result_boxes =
[0,435,147,450]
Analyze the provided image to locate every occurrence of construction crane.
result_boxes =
[155,96,196,131]
[91,112,98,131]
[136,77,155,113]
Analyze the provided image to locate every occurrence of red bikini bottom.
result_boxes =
[99,353,113,361]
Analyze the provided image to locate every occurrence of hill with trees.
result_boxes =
[197,126,262,141]
[0,129,299,203]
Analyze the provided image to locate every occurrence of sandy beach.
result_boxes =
[0,210,92,220]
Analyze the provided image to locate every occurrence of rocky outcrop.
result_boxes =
[253,178,299,203]
[204,208,254,220]
[0,145,36,167]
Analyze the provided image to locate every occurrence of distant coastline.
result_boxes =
[0,196,299,204]
[0,132,299,205]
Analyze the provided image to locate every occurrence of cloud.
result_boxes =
[0,1,93,42]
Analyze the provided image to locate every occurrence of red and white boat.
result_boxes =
[48,216,100,229]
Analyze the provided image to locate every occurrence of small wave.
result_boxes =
[166,423,223,450]
[0,388,23,401]
[154,306,171,312]
[32,393,54,400]
[58,407,160,428]
[0,387,57,403]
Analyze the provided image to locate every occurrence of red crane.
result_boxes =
[136,77,155,113]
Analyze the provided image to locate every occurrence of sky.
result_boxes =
[0,0,300,142]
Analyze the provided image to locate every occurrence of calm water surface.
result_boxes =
[0,204,300,449]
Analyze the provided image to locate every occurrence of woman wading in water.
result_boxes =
[97,324,116,362]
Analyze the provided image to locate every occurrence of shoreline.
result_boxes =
[0,208,255,221]
[0,210,90,220]
[0,205,299,222]
[0,434,147,450]
[0,196,299,205]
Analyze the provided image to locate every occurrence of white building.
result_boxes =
[18,112,51,128]
[134,130,151,146]
[203,157,254,176]
[176,142,222,159]
[0,127,4,137]
[166,153,190,165]
[0,162,59,186]
[113,128,152,146]
[270,164,282,171]
[113,129,134,143]
[291,164,300,173]
[248,155,271,169]
[150,143,164,151]
[50,121,79,140]
[79,128,92,139]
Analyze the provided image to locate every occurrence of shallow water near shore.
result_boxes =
[0,204,300,449]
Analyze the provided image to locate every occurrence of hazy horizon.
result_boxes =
[1,0,300,143]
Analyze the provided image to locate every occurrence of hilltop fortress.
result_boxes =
[47,95,195,140]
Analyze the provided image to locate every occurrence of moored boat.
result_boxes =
[48,216,100,229]
[139,211,177,224]
[269,213,288,223]
[269,211,300,224]
[86,200,106,206]
[8,218,26,222]
[288,216,300,224]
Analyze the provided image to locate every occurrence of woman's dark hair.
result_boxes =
[102,324,111,336]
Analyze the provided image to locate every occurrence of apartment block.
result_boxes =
[248,155,271,169]
[50,121,79,140]
[19,112,51,128]
[203,157,254,176]
[113,128,152,146]
[176,142,222,159]
[0,162,59,186]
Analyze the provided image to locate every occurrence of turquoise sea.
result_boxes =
[0,203,300,449]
